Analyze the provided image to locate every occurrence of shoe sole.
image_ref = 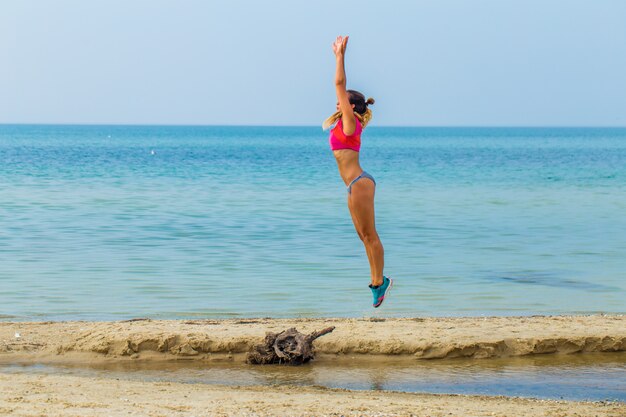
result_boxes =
[374,277,393,308]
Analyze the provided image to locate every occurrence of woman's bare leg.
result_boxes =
[348,179,384,286]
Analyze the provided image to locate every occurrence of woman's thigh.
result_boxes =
[347,178,376,235]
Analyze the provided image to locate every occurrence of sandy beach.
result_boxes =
[1,315,625,416]
[1,315,625,361]
[1,371,624,417]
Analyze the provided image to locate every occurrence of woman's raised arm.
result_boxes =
[332,36,356,135]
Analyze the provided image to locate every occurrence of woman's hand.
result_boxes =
[332,35,349,58]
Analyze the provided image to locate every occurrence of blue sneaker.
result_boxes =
[369,276,393,308]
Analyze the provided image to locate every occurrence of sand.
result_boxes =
[1,315,625,362]
[1,315,625,416]
[1,371,624,417]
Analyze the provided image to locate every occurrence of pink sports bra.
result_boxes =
[329,118,362,152]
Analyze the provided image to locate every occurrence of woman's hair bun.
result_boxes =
[366,97,375,106]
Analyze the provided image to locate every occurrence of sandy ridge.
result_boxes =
[1,315,624,362]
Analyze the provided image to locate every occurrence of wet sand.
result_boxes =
[1,371,625,417]
[1,315,625,416]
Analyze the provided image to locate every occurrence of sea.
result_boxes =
[1,125,625,321]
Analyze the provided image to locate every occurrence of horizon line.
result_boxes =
[1,122,626,129]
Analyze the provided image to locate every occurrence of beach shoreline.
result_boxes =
[1,315,624,363]
[1,371,624,417]
[1,315,625,416]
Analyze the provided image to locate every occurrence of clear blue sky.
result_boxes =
[1,0,625,126]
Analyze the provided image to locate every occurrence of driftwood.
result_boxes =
[246,326,335,365]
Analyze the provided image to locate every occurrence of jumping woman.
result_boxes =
[324,35,393,308]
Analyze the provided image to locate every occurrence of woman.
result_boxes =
[324,35,392,308]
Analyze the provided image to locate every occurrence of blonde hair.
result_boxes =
[322,96,375,130]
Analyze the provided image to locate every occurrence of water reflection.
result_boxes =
[2,352,625,401]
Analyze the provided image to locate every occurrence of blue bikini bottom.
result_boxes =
[347,171,376,195]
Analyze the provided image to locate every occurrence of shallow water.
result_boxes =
[2,353,625,401]
[1,125,625,320]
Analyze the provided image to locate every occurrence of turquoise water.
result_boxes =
[1,125,625,321]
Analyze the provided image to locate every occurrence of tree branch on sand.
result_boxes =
[246,327,335,365]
